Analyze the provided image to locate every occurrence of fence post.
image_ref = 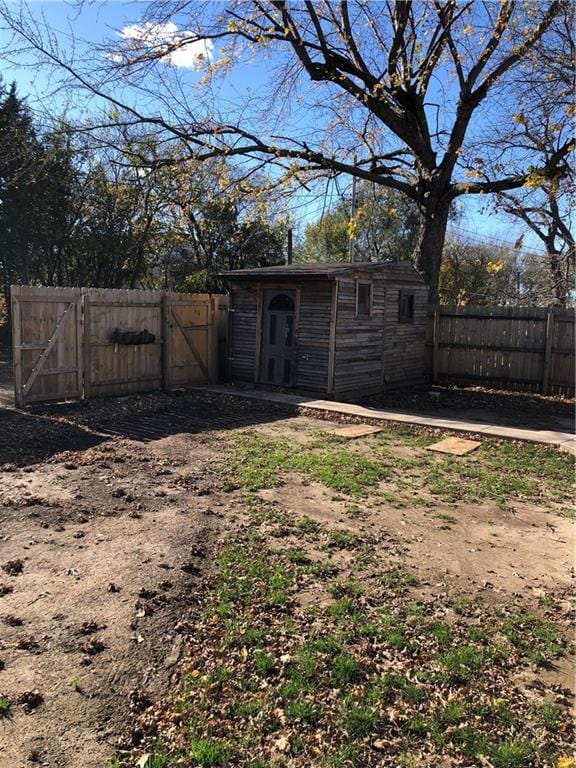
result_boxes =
[11,286,23,408]
[208,295,218,384]
[82,290,91,400]
[432,307,440,384]
[76,293,84,400]
[162,292,171,391]
[541,309,554,395]
[218,294,230,381]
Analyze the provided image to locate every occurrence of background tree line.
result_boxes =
[296,180,573,307]
[0,80,288,328]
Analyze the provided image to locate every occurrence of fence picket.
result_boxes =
[11,285,219,405]
[426,305,575,396]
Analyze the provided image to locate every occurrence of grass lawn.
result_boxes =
[223,427,573,510]
[113,422,575,768]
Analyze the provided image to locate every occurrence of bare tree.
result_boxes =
[499,180,574,307]
[493,12,575,306]
[0,1,573,299]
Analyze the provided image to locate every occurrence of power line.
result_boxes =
[447,224,547,259]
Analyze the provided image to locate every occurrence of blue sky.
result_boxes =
[0,1,543,252]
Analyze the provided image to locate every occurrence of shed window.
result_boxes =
[268,294,295,312]
[399,291,415,322]
[356,282,372,318]
[267,358,275,382]
[268,314,277,345]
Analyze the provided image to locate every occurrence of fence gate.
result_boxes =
[165,293,218,388]
[11,285,221,406]
[12,286,83,407]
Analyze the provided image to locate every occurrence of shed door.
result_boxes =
[261,290,295,386]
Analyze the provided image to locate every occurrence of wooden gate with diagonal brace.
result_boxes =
[11,286,221,406]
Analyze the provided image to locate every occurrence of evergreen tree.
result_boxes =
[33,125,81,286]
[0,81,43,302]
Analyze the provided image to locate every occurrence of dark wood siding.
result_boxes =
[382,283,428,388]
[229,284,258,381]
[226,266,428,398]
[333,275,386,398]
[293,282,333,393]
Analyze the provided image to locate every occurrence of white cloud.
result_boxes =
[120,21,214,69]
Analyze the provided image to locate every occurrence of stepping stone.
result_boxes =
[427,437,481,456]
[325,424,383,439]
[559,438,576,457]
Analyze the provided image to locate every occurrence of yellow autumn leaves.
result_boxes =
[486,259,504,274]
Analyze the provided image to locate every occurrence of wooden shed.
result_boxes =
[220,261,428,401]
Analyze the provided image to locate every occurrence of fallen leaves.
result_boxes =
[116,530,575,767]
[2,559,24,576]
[16,689,43,713]
[4,614,23,627]
[80,637,105,656]
[76,620,105,636]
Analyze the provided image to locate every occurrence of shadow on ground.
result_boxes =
[2,377,573,469]
[0,409,106,467]
[364,385,575,433]
[0,342,13,408]
[0,390,295,468]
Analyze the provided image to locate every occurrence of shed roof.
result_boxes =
[220,261,424,283]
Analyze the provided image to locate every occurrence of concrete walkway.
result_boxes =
[201,385,576,453]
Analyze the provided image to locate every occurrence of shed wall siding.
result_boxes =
[227,271,428,398]
[229,284,258,381]
[293,282,333,392]
[333,276,386,397]
[382,284,428,387]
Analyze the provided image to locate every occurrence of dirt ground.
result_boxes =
[0,391,574,768]
[0,404,245,767]
[258,475,575,597]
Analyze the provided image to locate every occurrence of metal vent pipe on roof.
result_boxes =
[286,228,293,265]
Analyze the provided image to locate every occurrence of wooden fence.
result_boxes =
[426,305,575,396]
[11,285,222,406]
[11,287,575,404]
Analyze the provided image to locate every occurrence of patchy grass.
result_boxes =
[224,433,390,495]
[0,696,10,718]
[188,738,231,767]
[539,701,562,732]
[500,611,564,666]
[327,529,361,550]
[116,532,574,767]
[112,427,574,767]
[381,567,418,593]
[295,516,319,534]
[284,547,311,565]
[127,748,172,768]
[435,511,457,524]
[224,428,574,508]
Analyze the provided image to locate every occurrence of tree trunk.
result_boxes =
[414,202,451,304]
[547,249,565,307]
[546,245,574,308]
